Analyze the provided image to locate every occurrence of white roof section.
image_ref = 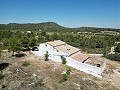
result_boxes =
[46,40,80,56]
[46,40,66,47]
[55,44,80,56]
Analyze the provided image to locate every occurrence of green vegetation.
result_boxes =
[59,68,71,83]
[0,22,119,32]
[0,22,120,55]
[59,73,68,83]
[22,61,30,67]
[0,30,37,56]
[61,56,67,64]
[115,43,120,53]
[105,53,120,61]
[8,38,22,56]
[44,51,49,61]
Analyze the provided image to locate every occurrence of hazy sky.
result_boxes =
[0,0,120,28]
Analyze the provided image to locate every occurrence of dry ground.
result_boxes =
[0,52,120,90]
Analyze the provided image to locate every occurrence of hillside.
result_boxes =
[0,52,120,90]
[0,22,64,31]
[0,22,120,32]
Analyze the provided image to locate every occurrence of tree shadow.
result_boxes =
[0,63,9,70]
[15,53,26,57]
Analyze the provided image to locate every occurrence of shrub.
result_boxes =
[59,68,71,83]
[44,51,49,61]
[115,44,120,53]
[59,73,68,83]
[105,53,120,61]
[22,61,30,67]
[61,56,67,64]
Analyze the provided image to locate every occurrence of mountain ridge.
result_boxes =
[0,22,120,32]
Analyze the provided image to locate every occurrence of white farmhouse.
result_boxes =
[32,40,106,78]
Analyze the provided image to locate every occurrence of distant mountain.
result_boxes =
[0,22,64,31]
[0,22,120,32]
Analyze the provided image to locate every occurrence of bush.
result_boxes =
[59,68,71,83]
[105,53,120,61]
[22,61,30,67]
[44,51,49,61]
[61,56,67,64]
[59,73,68,83]
[115,43,120,53]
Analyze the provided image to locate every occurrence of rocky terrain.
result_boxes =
[0,52,120,90]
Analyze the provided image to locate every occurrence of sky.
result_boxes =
[0,0,120,28]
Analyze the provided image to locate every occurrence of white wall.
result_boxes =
[38,43,68,61]
[65,57,102,77]
[39,43,54,57]
[32,43,104,77]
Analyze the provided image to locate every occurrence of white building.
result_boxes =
[27,31,31,33]
[32,40,106,78]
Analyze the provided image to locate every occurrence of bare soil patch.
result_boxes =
[0,52,119,90]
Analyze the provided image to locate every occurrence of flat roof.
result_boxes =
[55,44,80,56]
[71,54,89,62]
[46,40,66,47]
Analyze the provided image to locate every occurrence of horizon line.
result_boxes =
[0,22,120,29]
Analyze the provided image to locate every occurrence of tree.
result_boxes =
[50,33,59,40]
[105,53,120,61]
[20,37,30,48]
[8,38,22,56]
[115,43,120,53]
[44,51,49,61]
[29,37,37,47]
[41,31,46,36]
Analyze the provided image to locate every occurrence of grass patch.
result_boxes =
[22,61,30,67]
